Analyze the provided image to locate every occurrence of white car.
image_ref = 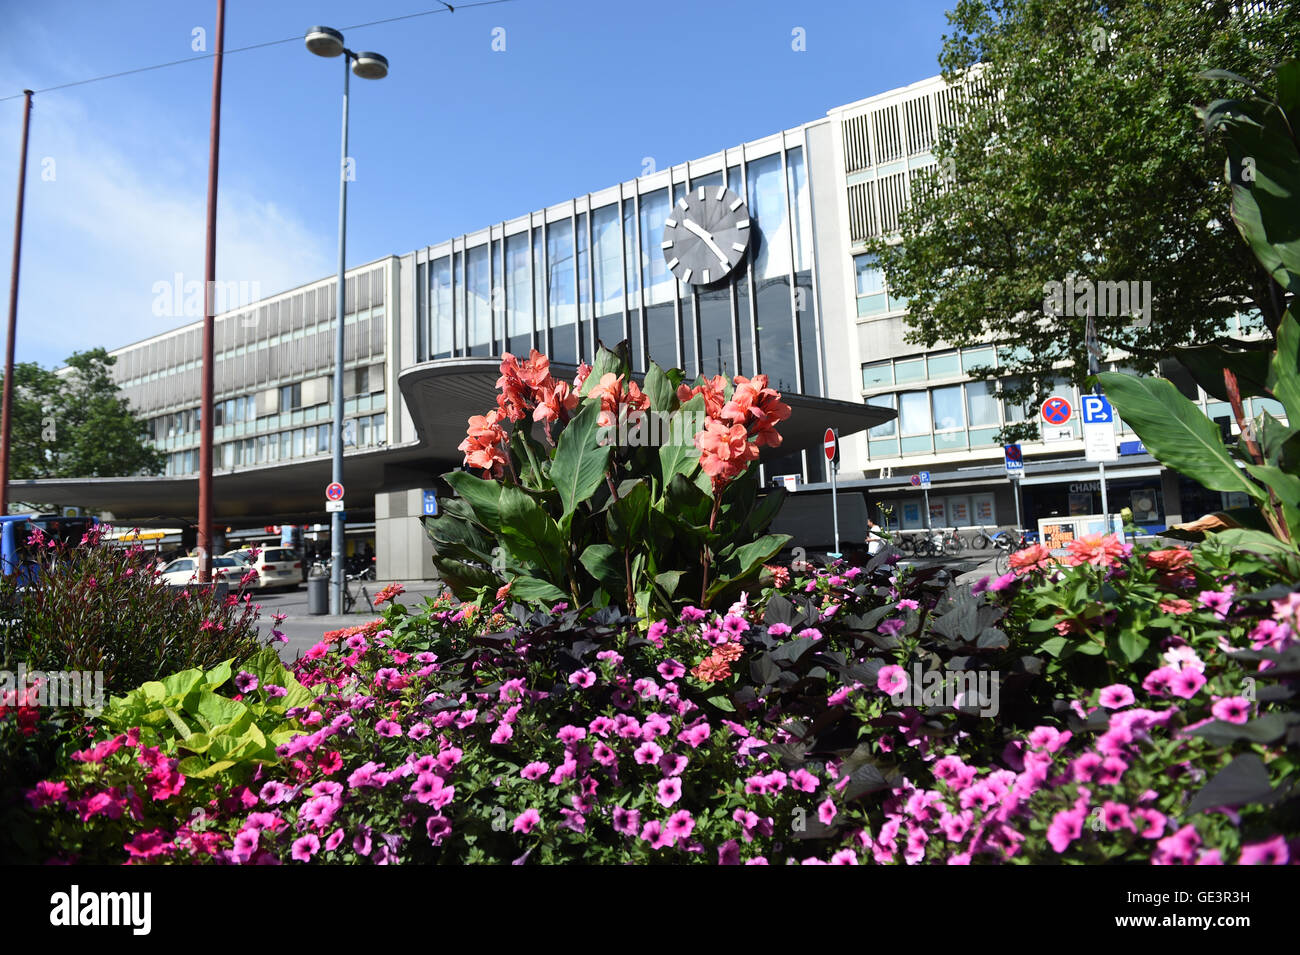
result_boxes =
[232,546,304,591]
[157,555,245,586]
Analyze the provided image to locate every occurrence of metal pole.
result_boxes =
[923,485,931,531]
[331,55,350,614]
[198,0,226,582]
[830,457,840,556]
[1012,477,1022,531]
[0,90,33,516]
[1086,314,1110,535]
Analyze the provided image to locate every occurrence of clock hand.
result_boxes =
[682,218,731,268]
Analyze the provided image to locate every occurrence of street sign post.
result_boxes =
[1084,314,1113,534]
[1040,396,1072,427]
[1004,444,1024,530]
[325,482,344,501]
[824,428,840,556]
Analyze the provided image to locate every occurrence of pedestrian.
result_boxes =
[866,519,884,556]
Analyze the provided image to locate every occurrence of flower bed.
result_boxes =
[13,532,1296,864]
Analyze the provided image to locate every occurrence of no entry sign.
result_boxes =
[1041,396,1072,426]
[823,428,837,462]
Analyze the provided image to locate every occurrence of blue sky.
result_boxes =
[0,0,954,367]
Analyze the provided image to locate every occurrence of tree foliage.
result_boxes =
[865,0,1300,442]
[0,348,164,485]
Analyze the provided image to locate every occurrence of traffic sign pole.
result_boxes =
[824,428,840,557]
[1086,315,1111,535]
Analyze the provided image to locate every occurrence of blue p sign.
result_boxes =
[1082,395,1113,424]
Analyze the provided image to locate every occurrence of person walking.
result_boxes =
[866,519,884,556]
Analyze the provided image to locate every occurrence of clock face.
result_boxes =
[661,185,752,286]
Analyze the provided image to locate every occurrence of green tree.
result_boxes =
[0,348,164,484]
[865,0,1299,442]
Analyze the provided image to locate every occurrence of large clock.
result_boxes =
[661,185,751,285]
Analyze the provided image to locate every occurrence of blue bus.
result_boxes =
[0,513,100,583]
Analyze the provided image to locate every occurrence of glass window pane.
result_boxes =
[868,393,896,437]
[926,352,960,379]
[746,153,789,281]
[854,254,884,296]
[899,391,931,435]
[755,275,796,393]
[466,244,491,357]
[862,360,892,389]
[965,380,1000,427]
[591,204,624,351]
[577,212,591,360]
[894,358,925,383]
[962,346,995,373]
[787,146,812,273]
[857,294,887,317]
[505,234,531,356]
[932,384,965,431]
[639,189,672,307]
[699,287,733,378]
[547,219,577,364]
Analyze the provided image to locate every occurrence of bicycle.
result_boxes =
[992,529,1034,575]
[969,525,1001,550]
[342,573,374,614]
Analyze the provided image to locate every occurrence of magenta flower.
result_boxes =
[325,828,346,851]
[634,741,664,765]
[657,777,683,808]
[718,839,741,865]
[491,723,514,744]
[877,665,908,695]
[612,806,641,836]
[408,723,431,741]
[1197,587,1235,620]
[1238,835,1288,865]
[291,834,320,862]
[657,659,686,680]
[426,815,452,846]
[767,623,793,637]
[817,798,837,826]
[375,719,402,738]
[878,618,905,638]
[568,668,596,688]
[520,761,550,781]
[1170,668,1206,699]
[665,810,695,843]
[647,620,669,646]
[1141,666,1178,696]
[796,627,823,641]
[1046,808,1084,853]
[658,752,689,777]
[557,725,587,746]
[512,808,541,834]
[1098,684,1135,709]
[988,572,1017,592]
[895,599,919,611]
[234,671,259,693]
[1211,697,1251,724]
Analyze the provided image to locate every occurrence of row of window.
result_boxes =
[153,395,387,451]
[863,376,1289,460]
[417,147,823,396]
[163,413,388,476]
[117,307,384,391]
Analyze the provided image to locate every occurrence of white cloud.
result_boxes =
[5,88,332,366]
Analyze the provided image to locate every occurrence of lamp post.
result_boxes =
[305,26,388,614]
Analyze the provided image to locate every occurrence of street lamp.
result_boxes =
[305,25,388,614]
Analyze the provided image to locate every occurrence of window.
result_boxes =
[962,346,995,373]
[467,244,492,357]
[355,366,369,396]
[965,380,1000,427]
[899,391,931,434]
[862,360,892,389]
[868,394,896,437]
[548,218,576,363]
[894,358,925,384]
[279,383,302,412]
[931,385,965,431]
[926,351,960,379]
[854,254,885,296]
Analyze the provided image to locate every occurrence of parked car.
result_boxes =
[157,555,243,586]
[237,547,304,591]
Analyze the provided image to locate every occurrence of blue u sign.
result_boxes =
[422,490,438,516]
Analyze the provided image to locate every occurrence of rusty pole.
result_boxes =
[198,1,226,582]
[0,90,34,516]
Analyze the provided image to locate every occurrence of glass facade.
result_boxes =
[415,142,825,411]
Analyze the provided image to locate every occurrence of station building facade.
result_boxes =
[77,72,1266,577]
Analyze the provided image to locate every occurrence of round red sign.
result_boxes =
[823,428,837,461]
